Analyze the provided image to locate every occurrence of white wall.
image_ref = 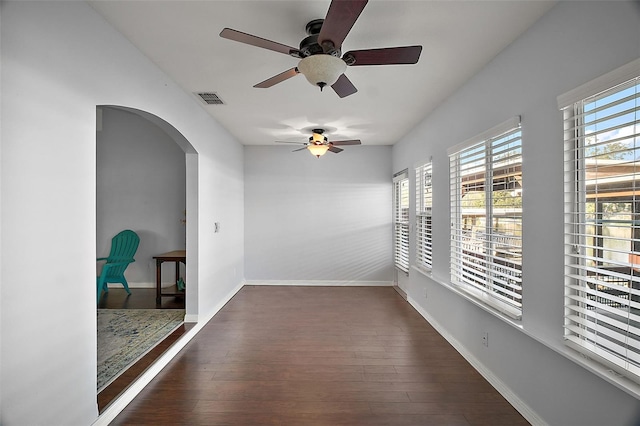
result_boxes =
[97,106,186,287]
[245,145,393,284]
[0,2,244,425]
[393,1,640,425]
[0,2,3,422]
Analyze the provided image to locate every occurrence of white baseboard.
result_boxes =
[393,284,407,300]
[244,280,393,287]
[407,296,547,426]
[183,313,199,323]
[92,281,245,426]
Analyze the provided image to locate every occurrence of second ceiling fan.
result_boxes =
[276,129,361,158]
[220,0,422,98]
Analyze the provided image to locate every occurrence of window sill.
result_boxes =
[412,264,432,278]
[412,265,522,323]
[395,265,409,276]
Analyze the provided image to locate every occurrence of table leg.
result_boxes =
[156,259,163,306]
[175,260,180,286]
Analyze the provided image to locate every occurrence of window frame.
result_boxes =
[415,160,433,273]
[393,170,410,274]
[560,58,640,383]
[448,117,523,319]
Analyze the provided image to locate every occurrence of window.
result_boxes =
[416,160,433,271]
[449,118,523,319]
[393,170,409,273]
[561,59,640,382]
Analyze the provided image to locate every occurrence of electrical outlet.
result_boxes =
[482,332,489,347]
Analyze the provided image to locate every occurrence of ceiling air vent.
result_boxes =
[196,92,225,105]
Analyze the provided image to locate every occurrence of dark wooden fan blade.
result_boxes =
[331,139,361,146]
[318,0,368,50]
[343,46,422,66]
[292,147,308,152]
[254,68,300,88]
[331,73,358,98]
[328,146,344,153]
[220,28,300,56]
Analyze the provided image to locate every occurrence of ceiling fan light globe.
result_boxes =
[307,144,330,158]
[298,55,346,89]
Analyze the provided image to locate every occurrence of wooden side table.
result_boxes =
[153,250,186,306]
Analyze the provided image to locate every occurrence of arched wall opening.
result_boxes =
[97,105,199,319]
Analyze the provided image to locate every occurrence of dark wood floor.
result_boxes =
[111,286,529,425]
[98,288,188,412]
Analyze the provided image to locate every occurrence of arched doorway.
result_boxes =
[95,105,198,408]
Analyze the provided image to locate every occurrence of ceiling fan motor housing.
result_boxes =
[300,20,341,58]
[299,34,324,57]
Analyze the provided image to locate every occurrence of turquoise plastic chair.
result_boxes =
[97,230,140,304]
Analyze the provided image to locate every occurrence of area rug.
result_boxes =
[97,309,184,391]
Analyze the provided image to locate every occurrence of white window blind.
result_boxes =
[394,170,409,273]
[416,161,433,271]
[562,70,640,382]
[449,120,523,318]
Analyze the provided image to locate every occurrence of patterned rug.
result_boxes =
[97,309,184,391]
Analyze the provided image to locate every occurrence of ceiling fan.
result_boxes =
[276,129,361,158]
[219,0,422,98]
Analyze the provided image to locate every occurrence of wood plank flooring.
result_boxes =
[111,286,529,425]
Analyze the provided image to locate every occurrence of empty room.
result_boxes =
[2,1,640,425]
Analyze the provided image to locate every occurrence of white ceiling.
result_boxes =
[89,0,556,146]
